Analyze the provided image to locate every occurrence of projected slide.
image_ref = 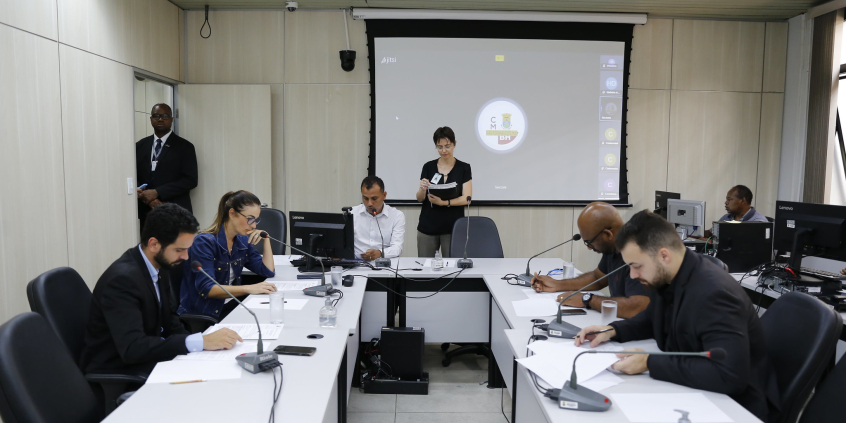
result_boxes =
[374,37,626,203]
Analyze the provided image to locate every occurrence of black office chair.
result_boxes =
[257,207,287,255]
[760,292,843,423]
[440,217,504,367]
[448,216,505,259]
[798,353,846,423]
[169,262,219,334]
[766,216,775,223]
[0,312,103,423]
[26,267,145,416]
[701,254,729,272]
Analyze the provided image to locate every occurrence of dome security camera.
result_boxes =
[286,1,298,12]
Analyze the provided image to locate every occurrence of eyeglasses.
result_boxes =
[238,211,261,225]
[583,227,612,249]
[150,114,172,120]
[436,144,454,151]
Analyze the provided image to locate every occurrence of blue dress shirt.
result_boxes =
[137,245,204,353]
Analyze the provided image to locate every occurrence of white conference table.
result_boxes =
[487,274,763,422]
[105,256,762,423]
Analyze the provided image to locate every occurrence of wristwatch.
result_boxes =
[582,293,594,310]
[447,199,451,207]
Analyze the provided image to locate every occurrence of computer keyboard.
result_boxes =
[290,257,367,269]
[799,267,846,281]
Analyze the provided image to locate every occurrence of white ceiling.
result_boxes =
[169,0,826,20]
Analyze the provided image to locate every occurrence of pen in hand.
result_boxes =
[573,327,614,339]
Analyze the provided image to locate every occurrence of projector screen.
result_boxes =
[367,20,633,206]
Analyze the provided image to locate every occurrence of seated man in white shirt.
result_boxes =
[353,176,406,261]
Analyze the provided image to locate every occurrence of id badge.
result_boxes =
[151,161,158,171]
[431,173,442,184]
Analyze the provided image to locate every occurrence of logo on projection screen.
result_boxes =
[476,98,527,153]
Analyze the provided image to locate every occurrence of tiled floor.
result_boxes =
[348,344,512,423]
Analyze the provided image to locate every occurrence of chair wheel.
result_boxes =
[440,343,450,352]
[442,358,451,367]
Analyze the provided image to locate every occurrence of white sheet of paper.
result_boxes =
[272,281,319,291]
[175,341,258,361]
[243,297,309,310]
[523,289,601,300]
[580,370,623,392]
[518,339,621,387]
[273,256,293,267]
[146,360,242,384]
[611,393,734,423]
[203,323,283,340]
[423,259,457,268]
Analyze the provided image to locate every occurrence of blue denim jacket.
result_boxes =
[178,227,275,318]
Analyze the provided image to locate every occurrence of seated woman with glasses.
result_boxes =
[178,190,277,319]
[415,126,473,258]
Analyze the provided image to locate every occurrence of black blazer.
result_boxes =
[136,133,198,222]
[610,250,780,422]
[79,247,190,375]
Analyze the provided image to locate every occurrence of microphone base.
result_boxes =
[552,381,612,411]
[236,351,280,374]
[374,257,392,268]
[515,273,533,287]
[457,258,473,269]
[546,320,582,339]
[304,284,335,297]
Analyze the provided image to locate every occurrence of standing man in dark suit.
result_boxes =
[136,103,198,230]
[575,210,779,422]
[80,204,242,376]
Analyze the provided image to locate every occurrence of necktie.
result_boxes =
[152,139,163,162]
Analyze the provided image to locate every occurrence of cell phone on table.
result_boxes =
[273,345,317,356]
[560,309,587,316]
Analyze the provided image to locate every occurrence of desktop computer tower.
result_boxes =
[714,222,774,273]
[380,327,425,380]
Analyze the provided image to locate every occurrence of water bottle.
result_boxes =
[319,297,337,328]
[433,251,444,271]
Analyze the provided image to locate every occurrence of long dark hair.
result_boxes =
[202,190,261,235]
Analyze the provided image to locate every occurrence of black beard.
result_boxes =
[154,249,181,270]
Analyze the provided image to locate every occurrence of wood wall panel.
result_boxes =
[270,84,285,211]
[284,10,368,84]
[756,93,784,218]
[626,89,671,212]
[671,20,765,92]
[667,91,762,224]
[60,44,137,288]
[283,84,370,215]
[185,10,285,83]
[629,19,672,90]
[763,22,788,93]
[57,0,133,65]
[0,0,57,40]
[0,26,67,323]
[479,207,575,261]
[395,206,422,258]
[130,0,180,81]
[177,84,273,228]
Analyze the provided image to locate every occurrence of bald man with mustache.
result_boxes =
[531,202,650,318]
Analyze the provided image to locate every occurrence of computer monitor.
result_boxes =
[654,191,681,219]
[714,221,774,273]
[773,201,846,272]
[289,211,355,271]
[667,199,706,238]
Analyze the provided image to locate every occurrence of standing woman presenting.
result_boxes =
[416,127,473,257]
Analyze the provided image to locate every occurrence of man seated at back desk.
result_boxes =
[531,202,650,318]
[352,175,406,261]
[702,185,768,239]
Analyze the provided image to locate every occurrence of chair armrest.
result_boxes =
[116,391,135,406]
[179,314,219,334]
[85,372,147,385]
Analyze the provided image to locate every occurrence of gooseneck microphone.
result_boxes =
[457,196,473,269]
[369,207,392,268]
[546,348,728,411]
[546,262,629,339]
[260,232,334,297]
[191,261,278,373]
[516,234,582,286]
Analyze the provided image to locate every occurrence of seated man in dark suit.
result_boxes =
[575,210,779,422]
[80,204,242,376]
[136,103,198,230]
